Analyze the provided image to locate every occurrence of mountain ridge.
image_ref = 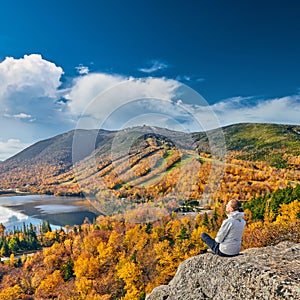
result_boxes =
[5,122,300,163]
[1,123,300,211]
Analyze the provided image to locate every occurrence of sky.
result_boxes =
[0,0,300,160]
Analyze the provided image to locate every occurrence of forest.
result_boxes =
[0,184,299,299]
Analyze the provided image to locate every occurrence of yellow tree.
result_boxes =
[274,200,300,225]
[35,270,64,298]
[97,231,122,265]
[73,253,101,279]
[124,224,149,253]
[116,254,144,300]
[0,223,5,238]
[0,285,22,300]
[75,276,93,299]
[154,239,176,285]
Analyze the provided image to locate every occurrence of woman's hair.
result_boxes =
[230,199,244,212]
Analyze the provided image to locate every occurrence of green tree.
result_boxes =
[61,258,75,281]
[41,220,52,233]
[8,237,19,253]
[202,213,210,228]
[177,226,190,240]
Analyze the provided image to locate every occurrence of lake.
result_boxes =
[0,194,99,231]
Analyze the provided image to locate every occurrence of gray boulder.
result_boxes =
[146,241,300,300]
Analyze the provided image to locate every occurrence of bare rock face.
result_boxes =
[146,241,300,300]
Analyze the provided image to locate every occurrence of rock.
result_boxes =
[146,241,300,300]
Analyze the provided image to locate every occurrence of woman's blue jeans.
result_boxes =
[200,233,234,257]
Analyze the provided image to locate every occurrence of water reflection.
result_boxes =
[0,195,99,230]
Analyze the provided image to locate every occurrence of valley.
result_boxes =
[0,123,299,221]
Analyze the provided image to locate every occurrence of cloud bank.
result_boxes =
[66,72,300,132]
[211,95,300,127]
[66,73,189,130]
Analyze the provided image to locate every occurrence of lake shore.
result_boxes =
[0,190,30,196]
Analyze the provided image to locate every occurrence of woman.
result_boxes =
[201,199,246,257]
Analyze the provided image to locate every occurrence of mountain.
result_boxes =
[4,129,117,167]
[4,122,300,166]
[146,241,300,300]
[0,123,300,216]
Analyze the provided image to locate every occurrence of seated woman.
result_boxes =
[201,199,246,257]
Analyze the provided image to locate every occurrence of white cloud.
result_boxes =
[175,75,191,82]
[0,54,69,160]
[0,54,63,100]
[0,54,64,122]
[138,60,168,73]
[66,72,125,116]
[66,73,181,130]
[0,139,31,161]
[4,112,32,119]
[76,65,89,75]
[175,75,205,84]
[164,95,300,132]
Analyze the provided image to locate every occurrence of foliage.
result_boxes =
[0,182,299,299]
[243,184,300,220]
[0,223,40,257]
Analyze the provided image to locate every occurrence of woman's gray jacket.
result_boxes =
[215,211,246,255]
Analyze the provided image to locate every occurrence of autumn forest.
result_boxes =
[0,123,300,299]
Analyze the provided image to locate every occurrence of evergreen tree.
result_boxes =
[202,212,210,228]
[145,222,152,234]
[41,220,52,233]
[61,258,75,281]
[177,226,190,240]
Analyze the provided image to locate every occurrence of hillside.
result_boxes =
[0,123,300,217]
[222,123,300,168]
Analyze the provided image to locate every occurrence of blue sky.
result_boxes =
[0,0,300,160]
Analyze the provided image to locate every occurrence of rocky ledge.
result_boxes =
[146,241,300,300]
